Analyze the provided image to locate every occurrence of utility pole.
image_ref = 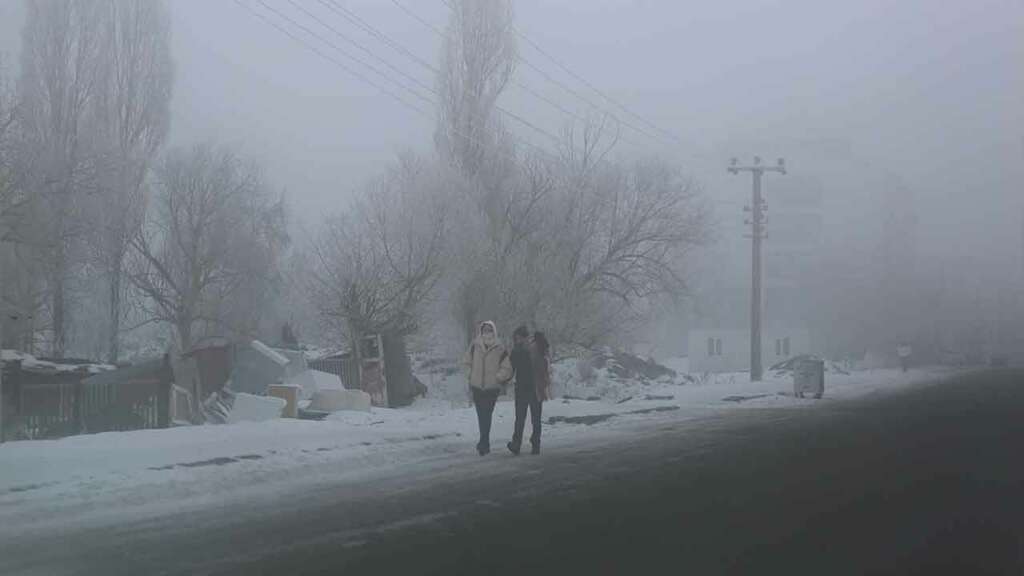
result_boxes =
[0,311,4,443]
[729,156,786,381]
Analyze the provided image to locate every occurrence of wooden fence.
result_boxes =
[2,358,172,441]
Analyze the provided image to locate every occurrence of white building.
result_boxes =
[687,328,810,374]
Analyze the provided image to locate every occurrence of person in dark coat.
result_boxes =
[508,325,542,455]
[531,331,552,402]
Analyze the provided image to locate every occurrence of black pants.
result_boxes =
[472,388,499,449]
[512,389,542,447]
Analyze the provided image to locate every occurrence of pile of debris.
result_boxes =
[586,350,677,382]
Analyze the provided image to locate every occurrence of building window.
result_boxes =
[775,337,792,357]
[707,338,723,357]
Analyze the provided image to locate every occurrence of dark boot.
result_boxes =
[507,441,521,455]
[531,442,540,455]
[477,442,490,456]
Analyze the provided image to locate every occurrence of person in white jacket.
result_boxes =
[897,342,912,373]
[462,321,512,455]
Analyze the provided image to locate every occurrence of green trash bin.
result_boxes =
[793,358,825,399]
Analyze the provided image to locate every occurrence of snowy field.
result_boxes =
[0,361,956,537]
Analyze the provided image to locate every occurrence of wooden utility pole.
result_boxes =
[729,156,786,381]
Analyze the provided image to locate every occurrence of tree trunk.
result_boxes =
[348,319,363,388]
[381,332,424,408]
[51,265,65,359]
[176,320,197,417]
[107,265,122,364]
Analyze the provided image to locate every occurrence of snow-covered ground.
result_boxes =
[0,360,954,537]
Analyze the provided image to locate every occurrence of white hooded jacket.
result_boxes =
[462,321,513,391]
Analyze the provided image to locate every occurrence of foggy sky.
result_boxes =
[1,0,1021,264]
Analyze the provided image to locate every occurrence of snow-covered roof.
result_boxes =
[1,349,116,374]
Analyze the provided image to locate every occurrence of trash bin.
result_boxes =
[793,358,825,399]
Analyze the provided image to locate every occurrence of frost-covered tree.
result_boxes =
[432,1,710,350]
[128,144,287,359]
[87,0,174,363]
[18,0,107,357]
[436,0,516,180]
[0,59,47,352]
[488,122,710,348]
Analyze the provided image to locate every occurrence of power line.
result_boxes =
[233,0,559,162]
[317,0,648,154]
[286,0,436,96]
[513,29,687,147]
[255,0,433,106]
[272,0,564,148]
[324,0,440,75]
[320,0,582,150]
[232,0,431,117]
[393,0,669,151]
[390,0,446,37]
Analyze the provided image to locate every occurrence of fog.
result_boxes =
[0,0,1021,364]
[4,3,1024,570]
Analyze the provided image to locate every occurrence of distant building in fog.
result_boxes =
[688,328,810,374]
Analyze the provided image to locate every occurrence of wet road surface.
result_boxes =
[3,370,1022,575]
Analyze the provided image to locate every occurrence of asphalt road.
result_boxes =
[4,370,1023,575]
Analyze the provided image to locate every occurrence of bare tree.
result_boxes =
[128,144,285,364]
[213,188,289,343]
[431,1,711,351]
[18,0,106,358]
[0,56,22,243]
[476,121,710,349]
[88,0,174,363]
[310,154,450,354]
[550,158,708,346]
[0,113,50,355]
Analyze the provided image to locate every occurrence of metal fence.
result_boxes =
[307,356,360,390]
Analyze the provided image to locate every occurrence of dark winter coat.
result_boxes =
[511,345,535,396]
